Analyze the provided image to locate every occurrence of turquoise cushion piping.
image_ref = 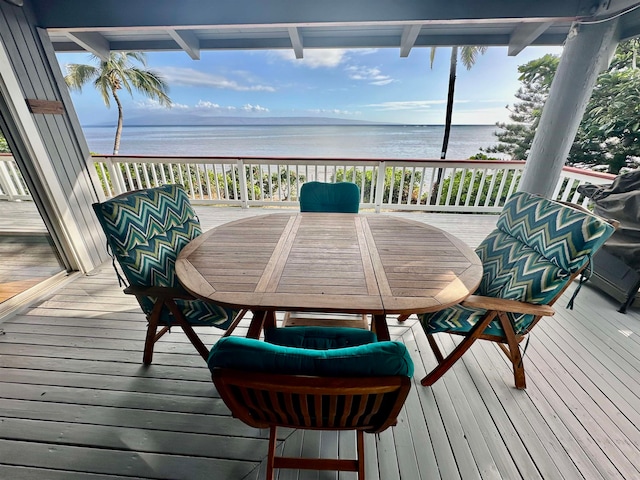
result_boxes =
[208,336,414,377]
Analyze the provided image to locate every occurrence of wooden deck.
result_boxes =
[0,201,63,303]
[0,204,639,479]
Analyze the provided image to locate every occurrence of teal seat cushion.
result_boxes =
[264,326,377,349]
[420,192,615,338]
[208,336,414,377]
[299,181,360,213]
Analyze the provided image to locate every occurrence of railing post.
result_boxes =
[374,161,386,213]
[106,157,125,196]
[0,160,16,201]
[237,159,249,209]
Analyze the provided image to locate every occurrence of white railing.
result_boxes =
[91,154,616,213]
[0,154,31,201]
[1,153,616,212]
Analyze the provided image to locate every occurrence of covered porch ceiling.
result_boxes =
[31,0,640,61]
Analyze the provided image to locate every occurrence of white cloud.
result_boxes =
[345,65,393,86]
[195,100,237,112]
[365,100,447,111]
[241,104,270,113]
[160,66,275,92]
[307,108,359,116]
[134,99,188,110]
[274,49,349,68]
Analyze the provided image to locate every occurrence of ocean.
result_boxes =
[82,124,504,159]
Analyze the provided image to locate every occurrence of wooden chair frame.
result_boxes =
[409,200,617,389]
[212,368,411,480]
[423,258,588,389]
[125,285,246,364]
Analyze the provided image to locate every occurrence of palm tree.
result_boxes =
[64,52,171,154]
[432,46,487,160]
[430,46,486,202]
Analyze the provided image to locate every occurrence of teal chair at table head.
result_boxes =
[92,184,245,365]
[299,181,360,213]
[416,191,615,389]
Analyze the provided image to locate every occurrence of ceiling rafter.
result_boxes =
[64,31,109,61]
[508,21,554,56]
[288,27,303,58]
[400,24,422,57]
[168,29,201,59]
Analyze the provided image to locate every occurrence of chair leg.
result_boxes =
[143,299,165,365]
[421,312,497,386]
[356,430,365,480]
[222,309,248,337]
[165,298,210,361]
[266,425,277,480]
[496,312,527,389]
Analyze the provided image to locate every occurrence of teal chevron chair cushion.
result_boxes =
[420,191,615,337]
[209,336,414,377]
[92,184,237,328]
[264,326,377,349]
[299,181,360,213]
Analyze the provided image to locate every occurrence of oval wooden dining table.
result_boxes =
[176,212,483,341]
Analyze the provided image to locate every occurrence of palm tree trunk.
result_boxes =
[440,46,458,160]
[432,46,458,203]
[112,88,124,155]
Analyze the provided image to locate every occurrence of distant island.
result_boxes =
[87,115,389,128]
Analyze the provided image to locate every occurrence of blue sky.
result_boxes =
[56,45,563,126]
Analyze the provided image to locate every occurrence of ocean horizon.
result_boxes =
[82,124,506,160]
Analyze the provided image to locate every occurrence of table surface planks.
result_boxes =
[177,212,483,319]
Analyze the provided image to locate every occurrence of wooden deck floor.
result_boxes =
[0,201,63,303]
[0,205,639,479]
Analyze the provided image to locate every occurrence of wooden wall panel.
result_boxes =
[0,1,109,272]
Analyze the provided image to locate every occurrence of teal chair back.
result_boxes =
[422,191,615,338]
[92,184,236,329]
[299,181,360,213]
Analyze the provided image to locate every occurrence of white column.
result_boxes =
[519,19,620,197]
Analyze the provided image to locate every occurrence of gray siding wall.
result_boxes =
[0,1,109,272]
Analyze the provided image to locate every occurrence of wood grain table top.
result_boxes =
[176,213,483,318]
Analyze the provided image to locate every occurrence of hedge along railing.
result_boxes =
[91,155,616,213]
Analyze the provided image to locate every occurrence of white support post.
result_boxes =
[237,159,249,209]
[519,19,620,197]
[374,161,386,213]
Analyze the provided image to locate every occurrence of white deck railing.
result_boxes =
[1,153,616,212]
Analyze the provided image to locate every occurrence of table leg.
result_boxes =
[372,314,390,341]
[246,310,277,339]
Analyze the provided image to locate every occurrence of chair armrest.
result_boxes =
[123,285,196,300]
[461,295,555,316]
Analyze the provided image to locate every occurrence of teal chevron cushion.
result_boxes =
[208,336,414,377]
[496,191,614,273]
[264,326,377,349]
[420,191,614,338]
[93,184,236,328]
[299,181,360,213]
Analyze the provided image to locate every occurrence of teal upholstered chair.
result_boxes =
[299,181,360,213]
[209,327,413,480]
[416,191,615,389]
[93,184,245,364]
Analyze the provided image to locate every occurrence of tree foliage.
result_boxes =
[483,40,640,173]
[0,134,9,153]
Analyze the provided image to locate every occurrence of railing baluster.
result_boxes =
[56,155,614,212]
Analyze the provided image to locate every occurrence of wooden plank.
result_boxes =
[25,98,64,114]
